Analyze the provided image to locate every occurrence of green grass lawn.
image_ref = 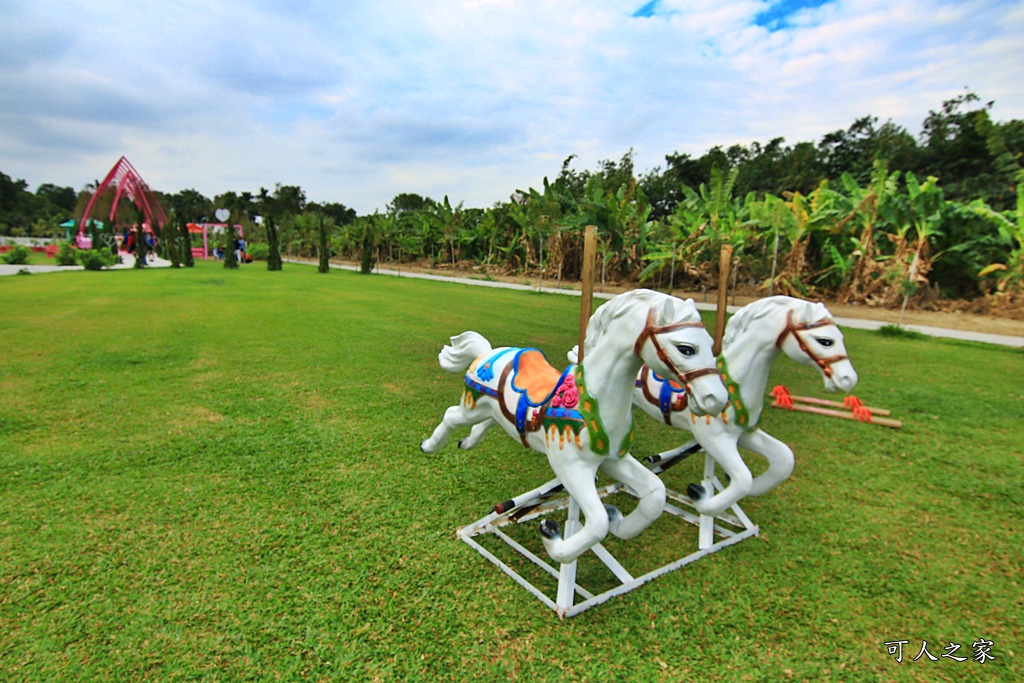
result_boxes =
[1,261,1020,682]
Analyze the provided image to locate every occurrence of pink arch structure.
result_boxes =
[77,156,169,246]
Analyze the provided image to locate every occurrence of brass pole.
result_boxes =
[578,226,598,363]
[713,244,733,356]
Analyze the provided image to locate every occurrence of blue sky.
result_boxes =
[1,0,1022,214]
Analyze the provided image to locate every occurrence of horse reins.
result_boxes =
[633,309,720,390]
[774,309,848,378]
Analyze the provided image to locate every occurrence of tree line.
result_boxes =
[2,92,1021,302]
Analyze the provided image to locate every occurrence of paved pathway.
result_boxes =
[0,254,171,276]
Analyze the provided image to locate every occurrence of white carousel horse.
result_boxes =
[631,295,859,517]
[421,289,729,564]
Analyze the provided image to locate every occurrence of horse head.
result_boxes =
[773,298,858,393]
[631,292,728,417]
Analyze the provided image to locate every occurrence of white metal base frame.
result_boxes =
[457,440,760,618]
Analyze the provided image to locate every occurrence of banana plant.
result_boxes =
[748,193,792,293]
[835,160,902,302]
[511,178,570,277]
[775,183,841,295]
[975,183,1024,294]
[879,173,945,319]
[642,165,756,289]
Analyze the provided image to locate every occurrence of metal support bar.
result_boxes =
[456,450,760,618]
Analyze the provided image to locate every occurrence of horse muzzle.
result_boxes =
[824,361,859,394]
[686,373,729,417]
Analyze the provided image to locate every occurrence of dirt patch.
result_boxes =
[339,259,1024,339]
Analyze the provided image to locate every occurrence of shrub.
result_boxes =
[55,243,78,266]
[1,245,31,265]
[247,242,270,260]
[77,248,117,271]
[876,324,927,340]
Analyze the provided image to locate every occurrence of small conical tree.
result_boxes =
[178,216,194,267]
[134,224,146,268]
[223,218,239,270]
[168,213,181,268]
[88,219,100,250]
[267,216,283,271]
[318,213,330,273]
[360,227,376,274]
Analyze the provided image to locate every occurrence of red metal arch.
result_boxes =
[77,156,169,238]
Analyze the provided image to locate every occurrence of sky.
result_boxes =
[1,0,1022,215]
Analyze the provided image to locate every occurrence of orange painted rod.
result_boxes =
[771,402,903,429]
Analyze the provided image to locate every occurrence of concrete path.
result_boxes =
[0,254,172,276]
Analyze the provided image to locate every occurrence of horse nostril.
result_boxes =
[838,376,855,393]
[702,392,726,413]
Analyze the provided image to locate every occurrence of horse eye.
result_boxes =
[815,338,834,347]
[675,344,696,357]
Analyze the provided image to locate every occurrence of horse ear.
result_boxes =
[658,296,676,325]
[797,300,818,323]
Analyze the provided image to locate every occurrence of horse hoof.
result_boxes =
[419,441,428,453]
[687,482,706,501]
[604,504,623,523]
[457,438,468,450]
[539,519,562,541]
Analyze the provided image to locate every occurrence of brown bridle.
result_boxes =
[633,308,720,389]
[775,309,848,378]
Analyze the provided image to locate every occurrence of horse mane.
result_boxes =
[585,289,699,351]
[722,296,831,348]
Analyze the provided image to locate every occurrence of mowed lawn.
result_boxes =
[1,260,1020,682]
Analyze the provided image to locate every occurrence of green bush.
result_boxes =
[77,248,118,271]
[247,242,270,260]
[1,245,31,265]
[55,243,78,266]
[876,324,927,340]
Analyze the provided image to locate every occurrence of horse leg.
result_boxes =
[420,403,489,454]
[738,429,794,497]
[687,442,753,517]
[539,452,608,565]
[458,418,495,450]
[599,454,666,540]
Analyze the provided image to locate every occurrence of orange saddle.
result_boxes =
[512,349,565,404]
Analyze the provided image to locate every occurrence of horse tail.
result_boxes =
[439,331,492,374]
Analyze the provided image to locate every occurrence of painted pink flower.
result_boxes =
[560,386,579,408]
[551,374,578,408]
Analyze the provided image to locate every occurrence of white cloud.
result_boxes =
[0,0,1021,213]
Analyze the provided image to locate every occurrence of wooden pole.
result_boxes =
[713,244,732,356]
[770,402,903,429]
[578,226,598,363]
[775,393,893,417]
